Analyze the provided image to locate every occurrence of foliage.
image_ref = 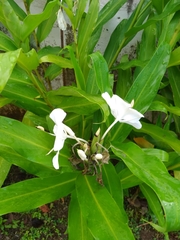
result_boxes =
[0,0,180,239]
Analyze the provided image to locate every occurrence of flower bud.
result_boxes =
[77,149,87,161]
[57,9,67,31]
[95,153,103,160]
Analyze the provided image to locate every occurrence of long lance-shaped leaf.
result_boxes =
[112,142,180,231]
[0,49,21,93]
[138,122,180,154]
[1,66,50,116]
[0,144,71,178]
[39,54,73,69]
[0,116,71,169]
[94,0,126,32]
[110,42,171,142]
[0,32,17,51]
[126,1,180,37]
[0,173,77,215]
[102,162,127,221]
[0,1,22,42]
[88,52,112,94]
[37,3,59,43]
[76,174,134,240]
[140,184,166,229]
[47,86,109,121]
[20,0,59,41]
[66,46,86,90]
[0,157,11,188]
[68,191,93,240]
[104,0,147,68]
[77,0,99,57]
[73,0,89,29]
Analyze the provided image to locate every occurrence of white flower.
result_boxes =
[102,92,144,129]
[57,9,67,31]
[77,149,87,161]
[48,108,76,169]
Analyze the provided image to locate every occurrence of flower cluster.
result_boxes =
[48,93,143,170]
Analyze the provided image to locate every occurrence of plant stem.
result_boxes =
[164,233,169,240]
[101,118,118,141]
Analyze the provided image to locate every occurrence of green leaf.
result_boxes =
[152,0,164,13]
[119,168,142,189]
[0,157,11,188]
[0,96,12,108]
[88,52,112,94]
[68,191,93,240]
[25,0,34,9]
[0,49,21,93]
[134,14,157,78]
[77,0,99,57]
[164,11,180,48]
[37,4,59,43]
[150,101,180,116]
[45,63,62,81]
[112,141,180,231]
[2,67,50,116]
[0,115,73,171]
[168,67,180,107]
[76,174,134,239]
[0,31,17,51]
[0,144,65,178]
[168,47,180,67]
[142,148,169,162]
[102,162,127,221]
[126,1,180,38]
[0,1,22,42]
[20,0,59,41]
[18,49,39,71]
[37,46,61,58]
[112,58,147,71]
[167,152,180,171]
[140,184,166,228]
[66,46,86,90]
[115,55,132,99]
[104,0,149,68]
[47,86,109,120]
[0,116,54,167]
[40,54,73,69]
[73,0,89,29]
[139,122,180,154]
[0,173,77,215]
[95,0,126,32]
[7,0,26,20]
[22,111,48,129]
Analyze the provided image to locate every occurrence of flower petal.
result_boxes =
[53,135,65,151]
[50,108,66,125]
[102,92,131,119]
[63,124,75,137]
[52,151,60,169]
